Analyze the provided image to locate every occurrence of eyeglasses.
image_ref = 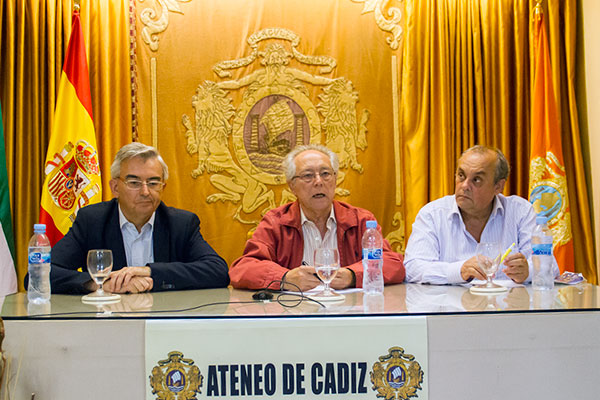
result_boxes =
[292,169,336,183]
[119,178,165,191]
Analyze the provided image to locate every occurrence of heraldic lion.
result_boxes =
[318,78,369,173]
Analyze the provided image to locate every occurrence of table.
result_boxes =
[1,283,599,399]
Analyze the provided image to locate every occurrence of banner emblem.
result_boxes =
[44,140,100,213]
[371,347,423,399]
[150,351,203,400]
[529,151,572,246]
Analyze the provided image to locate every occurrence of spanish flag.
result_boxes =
[39,9,102,246]
[528,5,574,273]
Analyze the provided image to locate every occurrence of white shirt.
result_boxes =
[404,194,559,284]
[118,205,155,267]
[300,206,338,265]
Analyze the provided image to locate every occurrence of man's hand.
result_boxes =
[330,268,355,289]
[461,256,487,282]
[281,265,321,292]
[502,253,529,283]
[104,275,153,294]
[104,266,154,293]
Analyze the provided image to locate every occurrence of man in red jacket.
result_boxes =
[229,144,405,291]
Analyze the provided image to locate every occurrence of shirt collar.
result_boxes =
[118,204,156,232]
[450,194,504,220]
[489,195,504,218]
[300,206,337,229]
[450,196,461,221]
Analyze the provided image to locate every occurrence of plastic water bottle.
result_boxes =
[27,224,51,304]
[532,215,554,291]
[362,220,384,294]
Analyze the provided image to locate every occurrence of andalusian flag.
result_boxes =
[40,9,102,246]
[0,101,17,296]
[528,6,574,273]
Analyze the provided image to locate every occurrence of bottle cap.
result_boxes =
[536,215,548,225]
[33,223,46,233]
[366,220,377,229]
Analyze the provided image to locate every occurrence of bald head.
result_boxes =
[460,145,509,183]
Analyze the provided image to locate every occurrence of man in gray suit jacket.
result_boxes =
[47,143,229,294]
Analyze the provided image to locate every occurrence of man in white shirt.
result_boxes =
[404,145,558,284]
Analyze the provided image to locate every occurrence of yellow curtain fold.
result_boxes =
[0,0,131,290]
[401,0,596,283]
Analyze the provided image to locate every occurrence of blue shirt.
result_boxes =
[118,206,155,267]
[404,194,559,284]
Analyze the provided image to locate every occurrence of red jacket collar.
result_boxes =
[279,200,360,233]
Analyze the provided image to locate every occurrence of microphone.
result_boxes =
[252,290,274,301]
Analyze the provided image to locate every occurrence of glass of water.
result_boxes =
[470,242,507,294]
[313,248,340,298]
[85,249,116,300]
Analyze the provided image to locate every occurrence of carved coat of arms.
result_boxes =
[182,28,370,226]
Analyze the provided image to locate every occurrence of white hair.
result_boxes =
[282,144,339,182]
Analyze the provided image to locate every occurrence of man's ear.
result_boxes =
[109,179,119,198]
[494,178,506,194]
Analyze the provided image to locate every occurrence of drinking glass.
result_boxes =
[471,242,507,293]
[82,249,121,303]
[313,248,340,299]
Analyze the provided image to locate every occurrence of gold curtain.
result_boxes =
[0,0,131,290]
[400,0,596,283]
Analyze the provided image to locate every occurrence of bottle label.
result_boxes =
[363,248,382,260]
[532,243,552,256]
[29,252,51,264]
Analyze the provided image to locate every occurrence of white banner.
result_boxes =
[0,221,17,296]
[146,316,428,400]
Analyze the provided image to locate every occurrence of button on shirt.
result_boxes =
[301,207,338,265]
[404,194,559,284]
[118,206,155,267]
